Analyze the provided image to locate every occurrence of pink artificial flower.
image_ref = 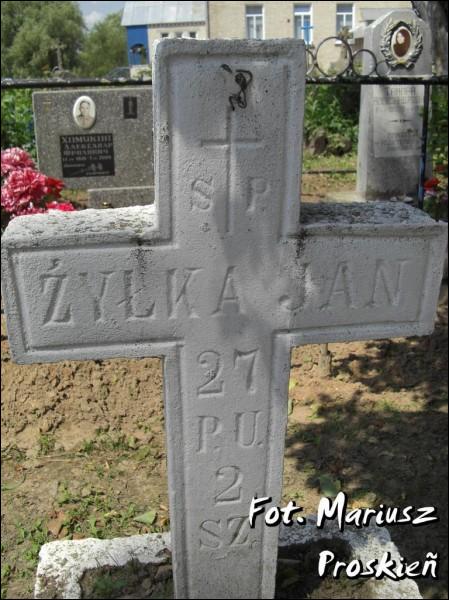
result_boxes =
[15,205,46,217]
[46,201,75,212]
[1,168,47,212]
[1,147,35,177]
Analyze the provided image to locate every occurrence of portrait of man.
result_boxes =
[73,96,96,129]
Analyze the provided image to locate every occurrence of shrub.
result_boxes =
[1,90,36,157]
[304,84,359,155]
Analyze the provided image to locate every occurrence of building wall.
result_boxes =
[209,1,411,39]
[147,23,208,56]
[208,1,411,69]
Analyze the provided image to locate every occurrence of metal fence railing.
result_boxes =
[1,68,448,209]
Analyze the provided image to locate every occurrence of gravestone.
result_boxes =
[2,39,447,599]
[33,87,155,207]
[357,10,432,199]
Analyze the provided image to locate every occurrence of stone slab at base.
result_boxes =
[34,532,171,599]
[35,522,421,599]
[87,186,155,208]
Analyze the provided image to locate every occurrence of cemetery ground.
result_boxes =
[1,163,448,599]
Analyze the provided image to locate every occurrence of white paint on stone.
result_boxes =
[34,532,170,599]
[1,39,447,600]
[34,523,423,600]
[356,10,432,199]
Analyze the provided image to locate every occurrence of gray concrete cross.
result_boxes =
[1,39,447,599]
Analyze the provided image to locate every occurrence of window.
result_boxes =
[161,33,169,38]
[336,4,353,35]
[246,6,263,39]
[189,31,197,38]
[175,32,183,38]
[294,5,313,45]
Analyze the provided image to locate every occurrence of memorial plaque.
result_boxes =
[357,10,431,199]
[33,87,153,192]
[60,134,115,178]
[123,97,138,119]
[373,85,424,158]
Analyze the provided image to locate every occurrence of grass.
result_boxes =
[302,150,357,172]
[37,434,55,456]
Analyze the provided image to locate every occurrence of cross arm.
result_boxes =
[279,202,447,345]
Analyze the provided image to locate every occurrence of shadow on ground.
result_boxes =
[285,297,448,599]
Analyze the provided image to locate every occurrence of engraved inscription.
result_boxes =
[41,274,73,325]
[234,349,258,393]
[122,270,155,320]
[320,261,355,310]
[279,263,312,312]
[79,271,114,322]
[247,177,269,211]
[197,412,265,453]
[168,268,202,318]
[235,411,264,448]
[214,466,243,504]
[197,351,224,396]
[368,259,409,308]
[191,178,214,210]
[199,516,250,550]
[213,266,242,315]
[198,416,222,453]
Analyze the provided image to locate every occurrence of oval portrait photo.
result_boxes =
[391,26,412,59]
[73,96,96,130]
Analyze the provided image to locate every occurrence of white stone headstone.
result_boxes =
[2,39,447,599]
[357,10,432,199]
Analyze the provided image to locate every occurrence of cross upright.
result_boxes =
[1,39,447,600]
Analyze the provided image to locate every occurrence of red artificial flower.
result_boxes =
[42,177,64,198]
[424,177,441,190]
[46,201,75,212]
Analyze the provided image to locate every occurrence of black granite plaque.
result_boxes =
[123,97,138,119]
[60,134,115,178]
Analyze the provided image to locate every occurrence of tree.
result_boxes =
[412,1,448,74]
[78,13,127,77]
[1,1,85,77]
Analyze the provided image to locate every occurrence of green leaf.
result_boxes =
[318,474,342,498]
[134,510,157,526]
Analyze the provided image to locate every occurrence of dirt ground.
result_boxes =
[1,170,448,599]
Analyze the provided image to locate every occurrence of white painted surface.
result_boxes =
[35,522,422,600]
[1,39,447,599]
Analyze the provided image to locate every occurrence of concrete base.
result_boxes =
[323,191,415,204]
[87,186,155,208]
[35,520,422,599]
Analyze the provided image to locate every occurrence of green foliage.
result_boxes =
[304,84,359,154]
[15,519,49,565]
[1,1,85,77]
[78,13,127,77]
[429,86,448,170]
[38,434,56,456]
[1,90,36,155]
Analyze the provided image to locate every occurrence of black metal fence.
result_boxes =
[1,42,448,210]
